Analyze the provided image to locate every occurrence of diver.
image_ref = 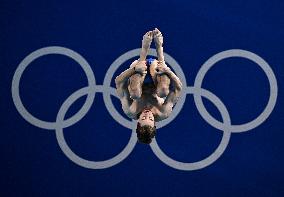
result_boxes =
[115,28,182,144]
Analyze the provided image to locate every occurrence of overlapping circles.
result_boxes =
[55,86,137,169]
[103,48,187,129]
[150,87,231,171]
[12,46,278,171]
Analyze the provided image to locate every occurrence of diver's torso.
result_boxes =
[127,82,169,121]
[122,59,170,121]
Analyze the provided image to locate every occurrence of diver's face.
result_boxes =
[138,109,155,127]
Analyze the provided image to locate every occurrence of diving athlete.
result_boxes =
[115,28,182,144]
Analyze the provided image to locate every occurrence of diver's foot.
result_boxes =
[142,31,153,49]
[153,28,163,48]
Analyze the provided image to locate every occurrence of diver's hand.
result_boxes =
[156,61,170,75]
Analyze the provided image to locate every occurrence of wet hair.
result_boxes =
[136,122,156,145]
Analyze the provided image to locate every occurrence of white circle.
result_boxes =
[194,49,278,133]
[11,46,96,130]
[151,87,231,171]
[55,86,137,169]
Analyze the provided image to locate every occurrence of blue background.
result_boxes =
[1,0,283,196]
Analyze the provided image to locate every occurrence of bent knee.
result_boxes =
[157,86,169,98]
[129,88,142,99]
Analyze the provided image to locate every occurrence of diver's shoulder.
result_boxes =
[122,105,139,120]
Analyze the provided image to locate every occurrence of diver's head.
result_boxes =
[136,109,156,144]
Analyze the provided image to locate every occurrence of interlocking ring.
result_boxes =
[12,46,278,170]
[194,49,278,133]
[11,46,96,130]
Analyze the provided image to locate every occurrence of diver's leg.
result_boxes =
[128,31,152,99]
[140,31,153,61]
[156,69,171,98]
[152,28,170,98]
[128,73,144,99]
[149,60,170,97]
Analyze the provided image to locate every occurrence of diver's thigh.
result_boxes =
[156,74,170,98]
[149,59,158,82]
[128,73,144,99]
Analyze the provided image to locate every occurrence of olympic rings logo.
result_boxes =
[12,46,278,171]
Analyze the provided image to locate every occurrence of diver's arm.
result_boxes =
[166,70,182,92]
[115,61,137,98]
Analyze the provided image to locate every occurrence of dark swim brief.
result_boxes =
[144,72,154,84]
[143,58,174,91]
[143,58,155,84]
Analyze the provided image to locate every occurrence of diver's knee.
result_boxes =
[156,74,170,97]
[130,91,142,100]
[128,74,143,99]
[128,87,142,99]
[157,86,169,98]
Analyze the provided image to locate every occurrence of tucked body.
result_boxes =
[115,29,182,144]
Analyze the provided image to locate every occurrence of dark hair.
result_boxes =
[136,122,156,144]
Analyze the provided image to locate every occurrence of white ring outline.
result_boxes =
[11,46,96,130]
[55,86,137,169]
[150,87,231,171]
[11,46,278,170]
[194,49,278,133]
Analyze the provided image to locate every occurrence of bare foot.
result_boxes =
[142,31,153,49]
[153,28,163,47]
